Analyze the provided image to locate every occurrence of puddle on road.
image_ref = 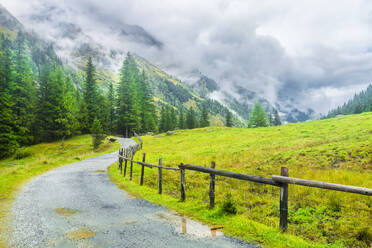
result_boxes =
[124,220,138,225]
[55,208,79,217]
[94,170,106,173]
[125,195,137,199]
[153,211,223,238]
[66,228,96,240]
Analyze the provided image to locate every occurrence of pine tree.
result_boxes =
[248,102,268,128]
[200,104,209,127]
[108,82,115,134]
[178,109,186,129]
[226,110,233,127]
[116,53,141,137]
[96,94,110,132]
[273,109,282,126]
[82,56,98,132]
[139,71,157,133]
[268,112,273,126]
[36,65,76,141]
[186,107,196,129]
[170,107,177,130]
[0,39,18,158]
[159,105,167,132]
[91,118,104,149]
[12,32,37,145]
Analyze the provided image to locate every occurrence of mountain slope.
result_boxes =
[0,3,62,72]
[326,84,372,118]
[5,2,318,124]
[134,55,240,126]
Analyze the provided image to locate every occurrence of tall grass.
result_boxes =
[111,112,372,247]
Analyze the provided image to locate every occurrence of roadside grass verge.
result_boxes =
[110,112,372,247]
[0,135,121,248]
[109,164,342,248]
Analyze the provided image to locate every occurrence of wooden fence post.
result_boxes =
[123,150,128,177]
[180,163,186,202]
[280,167,289,232]
[158,158,163,194]
[130,152,134,181]
[120,149,123,173]
[118,148,122,170]
[209,161,216,208]
[140,153,146,185]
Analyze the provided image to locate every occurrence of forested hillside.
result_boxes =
[0,4,241,159]
[326,84,372,118]
[0,4,282,159]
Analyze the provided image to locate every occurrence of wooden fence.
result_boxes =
[117,147,372,232]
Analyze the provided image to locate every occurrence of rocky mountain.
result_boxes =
[0,4,62,73]
[190,74,317,123]
[1,3,315,124]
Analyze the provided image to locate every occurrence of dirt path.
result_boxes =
[8,139,258,248]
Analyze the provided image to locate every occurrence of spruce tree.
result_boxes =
[159,105,167,132]
[36,65,76,141]
[268,112,273,126]
[12,32,37,144]
[139,71,157,133]
[273,109,282,126]
[226,110,233,127]
[186,107,196,129]
[116,53,141,137]
[82,56,98,132]
[248,102,268,128]
[178,109,186,129]
[0,40,18,158]
[108,82,115,134]
[170,107,177,130]
[91,118,105,149]
[200,104,209,127]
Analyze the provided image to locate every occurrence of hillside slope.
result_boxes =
[134,55,240,126]
[2,2,317,124]
[0,4,237,127]
[123,112,372,247]
[327,84,372,118]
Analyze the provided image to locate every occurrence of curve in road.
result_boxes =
[9,139,258,248]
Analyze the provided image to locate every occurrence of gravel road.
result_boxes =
[8,139,258,248]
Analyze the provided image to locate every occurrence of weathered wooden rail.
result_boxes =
[118,146,179,195]
[117,147,372,233]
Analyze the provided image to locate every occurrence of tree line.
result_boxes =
[0,32,281,159]
[326,84,372,118]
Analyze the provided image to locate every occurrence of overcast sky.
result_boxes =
[3,0,372,113]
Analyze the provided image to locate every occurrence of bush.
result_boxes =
[356,227,372,244]
[222,193,237,215]
[15,149,32,160]
[91,118,105,149]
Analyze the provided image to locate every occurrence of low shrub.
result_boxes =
[222,193,237,215]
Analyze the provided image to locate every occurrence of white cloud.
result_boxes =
[2,0,372,113]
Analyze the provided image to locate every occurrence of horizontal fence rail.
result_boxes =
[117,144,372,234]
[118,155,179,171]
[179,164,280,186]
[272,175,372,196]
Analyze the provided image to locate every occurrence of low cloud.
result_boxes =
[3,0,372,113]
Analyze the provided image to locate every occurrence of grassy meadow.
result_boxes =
[0,135,121,248]
[109,112,372,248]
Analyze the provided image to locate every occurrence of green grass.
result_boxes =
[109,112,372,248]
[0,135,121,248]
